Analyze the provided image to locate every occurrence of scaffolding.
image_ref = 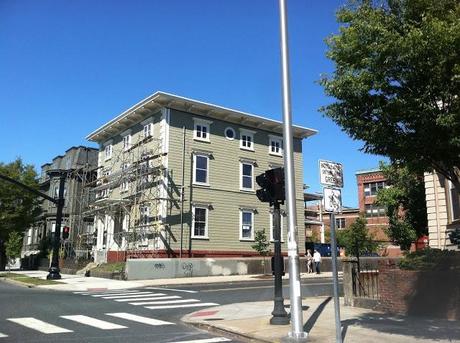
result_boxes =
[83,133,171,261]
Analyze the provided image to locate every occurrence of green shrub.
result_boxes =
[398,248,460,271]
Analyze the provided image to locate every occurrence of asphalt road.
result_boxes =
[0,276,341,343]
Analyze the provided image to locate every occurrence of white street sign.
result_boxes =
[324,188,342,213]
[319,160,343,188]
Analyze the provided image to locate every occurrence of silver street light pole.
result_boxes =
[278,0,308,341]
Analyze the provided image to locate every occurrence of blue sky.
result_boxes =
[0,0,384,208]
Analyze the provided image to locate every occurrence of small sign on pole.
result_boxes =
[323,187,342,213]
[319,160,344,188]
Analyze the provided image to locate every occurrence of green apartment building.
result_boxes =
[86,92,316,263]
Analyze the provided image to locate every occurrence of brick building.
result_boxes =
[356,169,391,243]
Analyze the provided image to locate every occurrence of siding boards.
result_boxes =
[166,109,306,254]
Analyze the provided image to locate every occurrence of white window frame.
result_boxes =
[139,205,150,226]
[122,133,132,151]
[448,180,460,222]
[240,162,254,191]
[336,217,346,229]
[240,209,255,241]
[224,127,236,140]
[193,118,212,142]
[192,205,209,239]
[193,154,210,186]
[240,129,255,151]
[143,123,153,138]
[269,212,285,242]
[104,144,112,161]
[268,135,283,156]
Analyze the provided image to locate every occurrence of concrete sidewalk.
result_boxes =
[6,270,340,291]
[183,297,460,343]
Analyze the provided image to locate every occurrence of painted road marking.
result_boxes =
[169,338,231,343]
[124,296,181,304]
[145,302,218,310]
[105,312,174,326]
[131,299,200,306]
[113,294,168,302]
[0,333,8,338]
[97,292,152,299]
[146,287,198,294]
[101,292,159,299]
[61,315,127,330]
[7,318,73,334]
[76,290,140,295]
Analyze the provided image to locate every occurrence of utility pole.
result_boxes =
[270,200,289,325]
[278,0,308,341]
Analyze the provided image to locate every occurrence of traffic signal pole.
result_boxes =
[270,201,289,325]
[278,0,307,340]
[47,173,66,280]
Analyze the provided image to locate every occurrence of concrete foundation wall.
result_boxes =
[126,256,341,280]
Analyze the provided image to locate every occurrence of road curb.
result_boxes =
[183,319,272,343]
[0,276,35,289]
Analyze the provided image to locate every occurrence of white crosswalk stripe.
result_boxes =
[0,333,8,338]
[124,296,181,304]
[7,317,73,334]
[105,312,174,326]
[146,287,198,293]
[76,290,141,295]
[61,315,127,330]
[113,294,168,302]
[130,299,200,306]
[94,292,153,298]
[145,302,219,310]
[169,338,231,343]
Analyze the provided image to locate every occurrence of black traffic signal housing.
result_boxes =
[62,226,70,240]
[256,167,285,205]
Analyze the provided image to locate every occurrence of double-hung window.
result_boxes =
[193,154,209,185]
[192,206,208,238]
[122,134,131,151]
[269,135,283,156]
[240,210,254,240]
[336,217,346,229]
[139,205,150,226]
[240,129,255,151]
[104,143,112,160]
[240,162,254,191]
[193,118,212,142]
[143,123,153,138]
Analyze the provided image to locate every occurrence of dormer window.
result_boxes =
[193,118,213,142]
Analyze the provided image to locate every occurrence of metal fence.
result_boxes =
[352,263,380,299]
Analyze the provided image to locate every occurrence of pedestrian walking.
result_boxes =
[305,249,313,273]
[313,250,322,274]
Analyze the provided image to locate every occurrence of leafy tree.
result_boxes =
[377,161,428,250]
[337,217,377,267]
[0,158,40,270]
[251,229,271,275]
[251,229,271,257]
[320,0,460,190]
[5,231,23,270]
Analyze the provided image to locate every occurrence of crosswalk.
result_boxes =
[1,312,232,342]
[73,288,219,310]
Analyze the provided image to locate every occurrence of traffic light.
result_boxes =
[62,226,70,240]
[256,167,285,205]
